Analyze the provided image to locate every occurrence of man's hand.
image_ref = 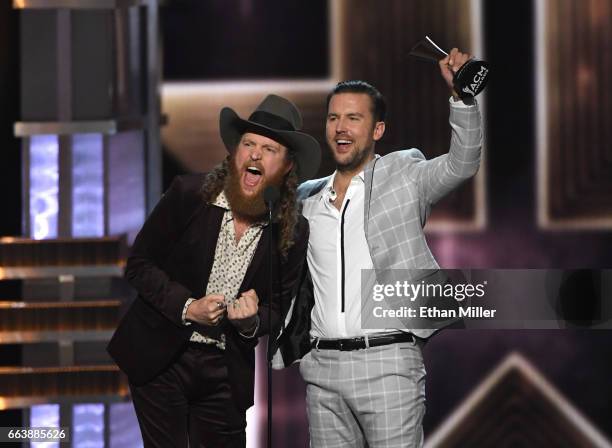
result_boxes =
[185,294,226,326]
[439,48,472,97]
[227,289,259,333]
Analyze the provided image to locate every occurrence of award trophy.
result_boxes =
[408,36,490,101]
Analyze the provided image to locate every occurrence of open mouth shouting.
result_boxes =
[242,164,264,191]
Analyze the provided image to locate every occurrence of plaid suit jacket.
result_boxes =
[276,101,482,365]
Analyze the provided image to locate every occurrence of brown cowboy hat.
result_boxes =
[219,94,321,182]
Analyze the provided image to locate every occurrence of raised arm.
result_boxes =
[412,100,482,206]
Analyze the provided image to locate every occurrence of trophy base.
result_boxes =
[454,59,490,99]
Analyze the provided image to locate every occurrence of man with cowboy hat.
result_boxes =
[107,94,320,447]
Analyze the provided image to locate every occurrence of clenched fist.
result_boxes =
[185,294,226,326]
[227,289,259,334]
[439,47,473,97]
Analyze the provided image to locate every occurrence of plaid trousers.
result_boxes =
[300,339,426,448]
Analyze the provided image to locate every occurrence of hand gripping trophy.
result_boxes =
[409,35,490,102]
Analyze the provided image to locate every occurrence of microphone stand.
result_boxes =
[267,202,273,448]
[264,186,280,448]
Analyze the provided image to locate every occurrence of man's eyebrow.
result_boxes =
[327,111,364,117]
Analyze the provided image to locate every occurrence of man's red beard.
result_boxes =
[224,157,286,220]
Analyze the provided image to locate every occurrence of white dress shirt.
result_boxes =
[303,170,392,339]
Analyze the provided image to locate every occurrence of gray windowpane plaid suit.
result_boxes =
[276,100,482,447]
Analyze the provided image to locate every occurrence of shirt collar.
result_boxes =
[320,170,365,203]
[315,155,381,202]
[327,169,365,187]
[212,190,231,210]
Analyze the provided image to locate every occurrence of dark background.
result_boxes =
[160,0,329,80]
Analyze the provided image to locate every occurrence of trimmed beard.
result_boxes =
[331,137,376,173]
[336,145,372,172]
[224,155,287,220]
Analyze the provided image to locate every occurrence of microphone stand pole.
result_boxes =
[264,185,280,448]
[266,196,274,448]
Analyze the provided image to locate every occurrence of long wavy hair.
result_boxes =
[200,155,299,259]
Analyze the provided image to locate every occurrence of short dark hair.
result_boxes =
[326,80,386,122]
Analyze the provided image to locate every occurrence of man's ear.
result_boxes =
[373,121,386,142]
[283,159,294,176]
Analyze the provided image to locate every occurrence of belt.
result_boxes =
[311,332,414,351]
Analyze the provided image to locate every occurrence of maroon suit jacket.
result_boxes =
[107,174,308,411]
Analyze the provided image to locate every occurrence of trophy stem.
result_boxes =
[408,35,449,63]
[425,36,448,57]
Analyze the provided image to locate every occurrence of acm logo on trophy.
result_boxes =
[409,36,490,102]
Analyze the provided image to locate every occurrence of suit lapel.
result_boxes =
[363,155,380,238]
[300,176,332,217]
[240,223,272,291]
[198,204,225,291]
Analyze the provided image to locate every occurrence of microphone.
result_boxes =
[328,187,337,203]
[264,185,280,224]
[264,185,281,206]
